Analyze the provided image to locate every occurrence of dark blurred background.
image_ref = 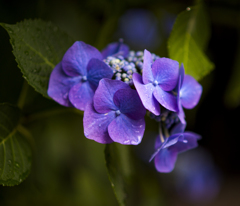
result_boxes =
[0,0,240,205]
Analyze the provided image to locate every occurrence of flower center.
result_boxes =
[115,110,121,116]
[153,80,158,87]
[81,76,87,82]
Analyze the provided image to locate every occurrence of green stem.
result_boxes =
[17,124,36,152]
[24,107,83,123]
[17,80,29,109]
[158,122,164,143]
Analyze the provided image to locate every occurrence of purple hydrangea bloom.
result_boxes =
[150,123,201,173]
[174,148,221,204]
[117,9,160,50]
[101,39,129,59]
[133,49,179,115]
[177,64,203,124]
[48,41,113,110]
[83,78,146,145]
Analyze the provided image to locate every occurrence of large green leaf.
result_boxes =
[0,103,32,186]
[0,19,74,97]
[105,143,133,206]
[168,4,214,80]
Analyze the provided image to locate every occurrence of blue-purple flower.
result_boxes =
[177,64,203,124]
[150,123,200,173]
[101,39,129,58]
[133,49,179,116]
[83,78,146,145]
[174,148,221,204]
[48,41,119,110]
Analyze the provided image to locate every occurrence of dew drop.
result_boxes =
[15,163,19,168]
[19,179,22,183]
[8,160,12,164]
[186,7,191,11]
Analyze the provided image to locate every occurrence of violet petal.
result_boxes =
[152,57,179,91]
[179,63,185,88]
[178,103,186,124]
[113,88,146,120]
[101,41,129,58]
[47,62,79,107]
[83,102,115,144]
[142,49,154,84]
[62,41,102,77]
[133,73,160,115]
[170,122,186,135]
[153,86,178,112]
[69,81,94,110]
[154,148,178,173]
[180,75,202,109]
[108,114,145,145]
[87,58,113,90]
[94,79,130,114]
[170,132,201,154]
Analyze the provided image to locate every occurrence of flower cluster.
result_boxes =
[47,40,202,173]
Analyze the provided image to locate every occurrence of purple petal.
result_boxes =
[83,102,115,144]
[108,114,145,145]
[101,41,129,58]
[62,41,102,77]
[170,122,186,135]
[179,63,185,88]
[133,73,160,115]
[180,75,202,109]
[87,58,113,90]
[47,62,79,107]
[154,148,178,173]
[153,86,178,112]
[152,58,179,91]
[142,49,154,84]
[163,134,182,149]
[94,79,130,113]
[69,81,94,110]
[170,132,201,154]
[150,134,180,162]
[177,103,186,124]
[113,88,146,120]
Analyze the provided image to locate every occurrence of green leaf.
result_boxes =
[0,103,32,186]
[0,19,74,97]
[105,143,132,206]
[224,31,240,108]
[168,4,214,80]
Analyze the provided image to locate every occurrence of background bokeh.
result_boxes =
[0,0,240,205]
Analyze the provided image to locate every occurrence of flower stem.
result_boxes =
[17,80,29,109]
[24,107,83,123]
[158,122,164,143]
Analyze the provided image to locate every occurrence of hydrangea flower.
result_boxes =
[101,39,129,58]
[174,148,221,204]
[83,78,146,145]
[150,123,201,173]
[176,64,203,124]
[133,49,179,116]
[48,41,125,110]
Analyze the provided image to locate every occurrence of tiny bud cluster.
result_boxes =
[104,50,160,86]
